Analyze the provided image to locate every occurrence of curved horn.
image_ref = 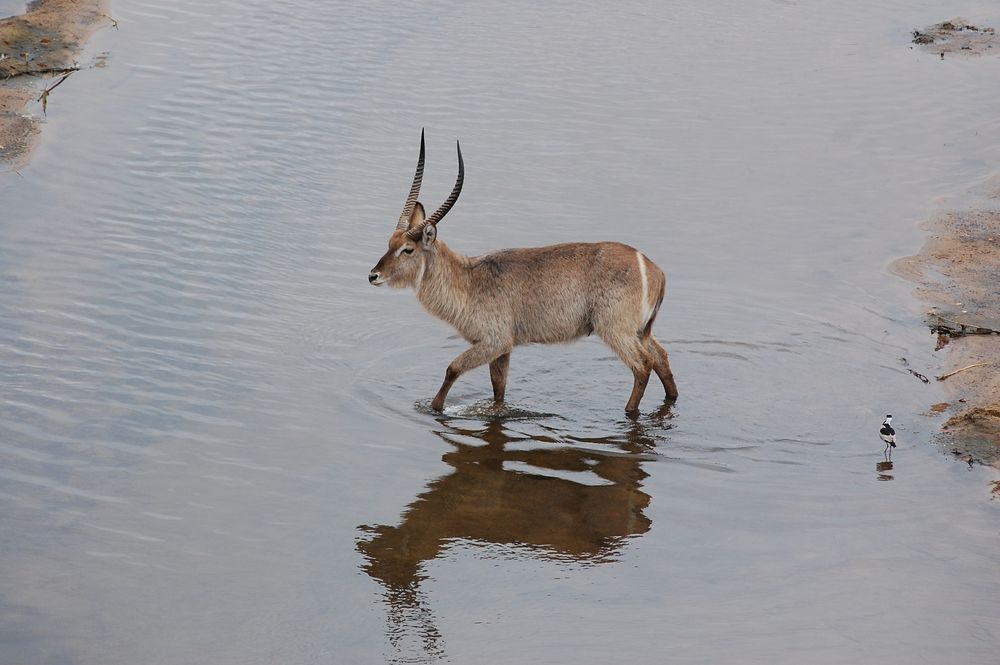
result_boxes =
[427,140,464,226]
[396,129,426,230]
[408,140,463,239]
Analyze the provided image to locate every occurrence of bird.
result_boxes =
[879,415,896,458]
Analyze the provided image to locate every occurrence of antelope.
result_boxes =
[369,132,678,414]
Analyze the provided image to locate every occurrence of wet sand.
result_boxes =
[912,18,999,58]
[0,0,108,167]
[893,173,1000,466]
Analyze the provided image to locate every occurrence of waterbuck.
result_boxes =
[368,132,678,413]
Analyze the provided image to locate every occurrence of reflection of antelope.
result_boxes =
[369,132,678,413]
[358,418,653,600]
[357,413,667,662]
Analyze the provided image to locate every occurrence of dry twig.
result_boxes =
[37,71,73,115]
[937,362,990,381]
[3,65,80,81]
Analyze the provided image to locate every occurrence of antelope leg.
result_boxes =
[431,342,510,411]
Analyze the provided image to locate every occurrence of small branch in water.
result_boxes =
[101,13,119,30]
[899,357,930,384]
[937,362,990,381]
[36,71,73,116]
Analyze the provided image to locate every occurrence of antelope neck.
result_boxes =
[415,241,473,322]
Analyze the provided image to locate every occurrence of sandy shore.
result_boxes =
[893,174,1000,466]
[0,0,108,168]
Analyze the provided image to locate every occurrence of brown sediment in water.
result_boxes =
[911,18,999,57]
[0,0,109,168]
[892,173,1000,465]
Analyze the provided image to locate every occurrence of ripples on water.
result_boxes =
[2,0,1000,663]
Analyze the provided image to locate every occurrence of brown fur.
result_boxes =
[370,191,677,413]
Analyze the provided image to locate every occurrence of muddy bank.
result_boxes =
[912,18,998,57]
[0,0,108,167]
[893,174,1000,464]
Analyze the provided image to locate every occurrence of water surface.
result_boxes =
[1,1,999,663]
[0,2,25,19]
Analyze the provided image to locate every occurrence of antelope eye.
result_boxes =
[401,247,414,255]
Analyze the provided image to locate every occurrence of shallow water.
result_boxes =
[0,2,24,19]
[2,0,1000,663]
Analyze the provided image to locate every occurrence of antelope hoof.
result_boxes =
[430,397,446,412]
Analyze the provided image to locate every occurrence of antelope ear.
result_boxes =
[408,202,426,229]
[421,223,437,249]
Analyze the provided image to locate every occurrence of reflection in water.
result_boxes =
[358,408,671,661]
[876,460,894,481]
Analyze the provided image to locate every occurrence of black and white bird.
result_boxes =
[879,415,896,457]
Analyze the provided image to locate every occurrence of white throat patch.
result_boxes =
[414,254,426,295]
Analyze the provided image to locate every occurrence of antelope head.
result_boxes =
[369,131,464,288]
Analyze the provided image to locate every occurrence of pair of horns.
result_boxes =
[395,130,464,239]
